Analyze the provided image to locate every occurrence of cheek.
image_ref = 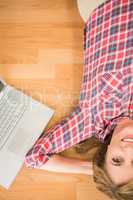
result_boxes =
[106,145,120,159]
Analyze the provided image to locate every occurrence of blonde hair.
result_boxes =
[60,132,133,199]
[93,134,133,200]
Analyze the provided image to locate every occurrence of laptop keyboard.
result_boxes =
[0,90,28,149]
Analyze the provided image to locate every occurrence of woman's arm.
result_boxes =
[38,154,93,175]
[25,107,93,169]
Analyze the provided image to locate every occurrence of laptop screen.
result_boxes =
[0,81,5,92]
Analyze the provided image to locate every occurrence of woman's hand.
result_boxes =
[80,160,93,175]
[38,154,93,175]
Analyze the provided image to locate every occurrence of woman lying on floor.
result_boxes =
[25,0,133,199]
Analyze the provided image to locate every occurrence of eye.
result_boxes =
[111,157,124,166]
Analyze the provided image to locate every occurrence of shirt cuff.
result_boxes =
[24,152,53,168]
[24,136,53,168]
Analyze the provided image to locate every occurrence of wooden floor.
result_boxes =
[0,0,110,199]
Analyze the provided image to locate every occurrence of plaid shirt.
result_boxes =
[25,0,133,168]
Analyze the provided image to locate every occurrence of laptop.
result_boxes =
[0,79,54,189]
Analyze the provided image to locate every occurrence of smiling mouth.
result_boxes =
[122,138,133,142]
[121,135,133,143]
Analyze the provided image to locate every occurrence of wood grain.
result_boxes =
[0,0,110,199]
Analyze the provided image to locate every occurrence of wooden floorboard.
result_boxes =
[0,1,110,199]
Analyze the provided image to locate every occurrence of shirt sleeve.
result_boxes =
[25,105,93,168]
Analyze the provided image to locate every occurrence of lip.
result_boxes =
[122,140,133,144]
[121,134,133,142]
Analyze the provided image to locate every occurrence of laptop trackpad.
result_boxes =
[7,127,32,157]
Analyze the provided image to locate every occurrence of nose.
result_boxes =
[121,141,133,152]
[122,144,133,164]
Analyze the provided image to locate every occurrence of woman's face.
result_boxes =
[104,118,133,185]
